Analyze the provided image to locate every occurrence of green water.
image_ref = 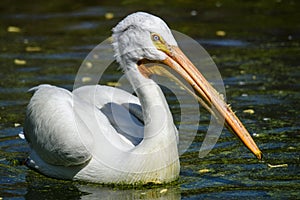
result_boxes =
[0,0,299,199]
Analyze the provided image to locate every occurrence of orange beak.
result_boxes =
[139,45,262,160]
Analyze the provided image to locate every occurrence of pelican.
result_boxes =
[24,12,262,184]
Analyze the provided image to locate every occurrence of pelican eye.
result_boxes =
[151,33,161,42]
[151,33,168,52]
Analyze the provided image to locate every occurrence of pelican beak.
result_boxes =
[159,45,262,160]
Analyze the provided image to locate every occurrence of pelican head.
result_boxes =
[112,12,262,159]
[112,12,177,67]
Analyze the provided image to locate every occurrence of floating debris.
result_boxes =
[216,30,226,37]
[26,46,42,52]
[105,12,114,20]
[198,168,211,173]
[267,163,288,168]
[19,132,25,140]
[160,188,168,194]
[7,26,21,33]
[252,132,259,137]
[238,81,246,85]
[107,82,121,87]
[14,123,21,127]
[81,77,92,83]
[190,10,197,16]
[93,54,99,59]
[85,61,93,69]
[243,109,255,114]
[14,59,26,65]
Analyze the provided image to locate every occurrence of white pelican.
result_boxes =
[24,12,262,184]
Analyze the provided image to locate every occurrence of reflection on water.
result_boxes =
[0,0,299,199]
[24,173,181,199]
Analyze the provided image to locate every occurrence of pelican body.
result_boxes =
[24,12,262,184]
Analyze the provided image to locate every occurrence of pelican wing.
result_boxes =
[73,85,144,145]
[24,85,94,166]
[24,85,144,167]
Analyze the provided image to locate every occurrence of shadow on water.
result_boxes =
[0,0,299,199]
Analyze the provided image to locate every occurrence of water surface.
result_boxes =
[0,0,299,199]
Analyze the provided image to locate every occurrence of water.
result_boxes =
[0,0,299,199]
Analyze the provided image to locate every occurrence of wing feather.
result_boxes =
[25,85,145,167]
[25,85,93,166]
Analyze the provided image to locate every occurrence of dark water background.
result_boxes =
[0,0,299,199]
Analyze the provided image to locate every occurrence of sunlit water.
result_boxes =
[0,1,299,199]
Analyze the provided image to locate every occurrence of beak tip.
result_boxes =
[255,151,263,160]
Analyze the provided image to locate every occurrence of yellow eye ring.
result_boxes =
[152,34,160,41]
